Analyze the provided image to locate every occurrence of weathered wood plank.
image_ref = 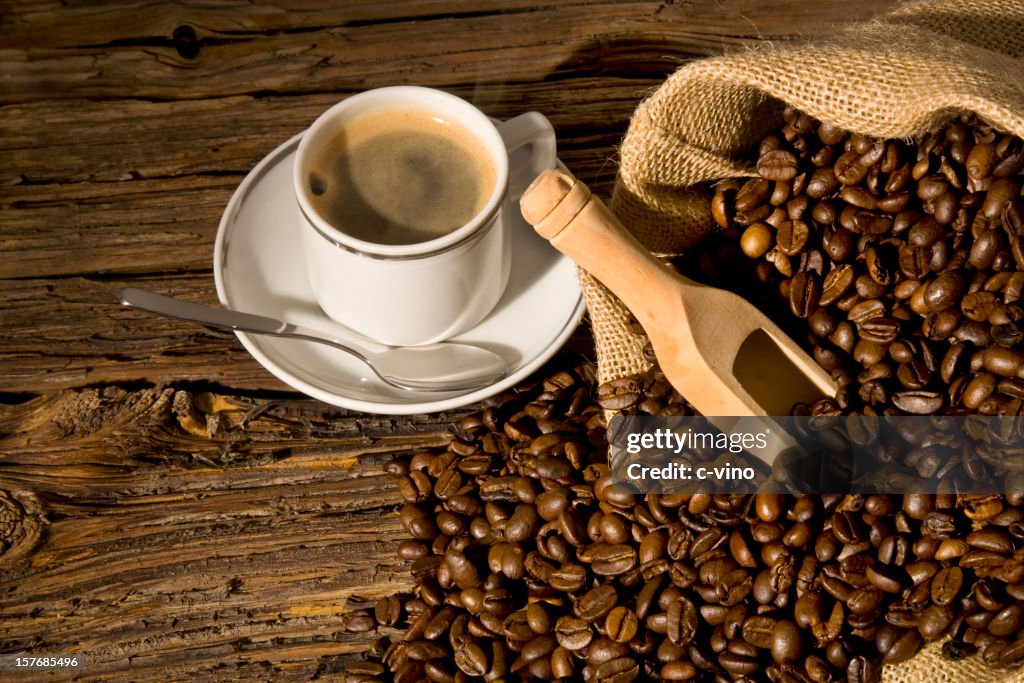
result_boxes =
[0,385,461,473]
[0,80,640,185]
[0,385,438,680]
[0,1,896,104]
[1,177,238,279]
[0,273,593,393]
[0,275,284,393]
[0,81,641,279]
[0,0,645,48]
[0,0,893,51]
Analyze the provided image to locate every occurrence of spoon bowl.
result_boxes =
[116,288,508,393]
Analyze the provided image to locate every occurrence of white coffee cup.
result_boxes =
[293,86,557,346]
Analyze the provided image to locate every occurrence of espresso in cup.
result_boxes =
[294,86,556,346]
[305,108,498,246]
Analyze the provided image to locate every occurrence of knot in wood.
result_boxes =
[0,490,23,548]
[172,25,200,60]
[0,488,45,568]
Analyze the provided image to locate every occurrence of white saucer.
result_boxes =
[212,132,585,415]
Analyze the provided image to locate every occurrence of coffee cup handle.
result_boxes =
[497,112,557,199]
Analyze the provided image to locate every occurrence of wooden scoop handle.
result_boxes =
[520,168,695,335]
[521,168,836,421]
[523,169,838,468]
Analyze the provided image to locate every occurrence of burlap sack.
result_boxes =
[585,0,1024,680]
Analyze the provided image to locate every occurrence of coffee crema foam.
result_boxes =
[306,108,497,246]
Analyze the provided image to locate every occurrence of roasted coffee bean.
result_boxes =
[590,544,638,576]
[931,566,964,606]
[375,595,403,627]
[742,614,778,649]
[555,615,593,651]
[789,270,822,318]
[882,627,924,664]
[711,181,738,229]
[433,469,462,500]
[740,222,773,259]
[770,619,803,665]
[535,488,570,521]
[847,586,883,615]
[860,316,901,344]
[918,603,955,642]
[452,634,488,676]
[807,166,839,197]
[525,602,552,634]
[666,597,699,646]
[396,539,430,561]
[718,650,759,677]
[503,610,533,640]
[505,504,538,541]
[751,492,781,523]
[593,655,640,683]
[934,538,969,561]
[834,149,868,186]
[638,527,668,563]
[400,505,438,540]
[963,373,997,409]
[778,220,811,256]
[520,633,557,664]
[398,471,432,503]
[925,270,966,312]
[854,210,892,234]
[758,149,800,181]
[993,321,1024,347]
[983,346,1024,377]
[405,640,447,662]
[576,584,618,622]
[444,548,480,591]
[735,178,771,211]
[479,476,518,502]
[983,178,1020,218]
[892,391,944,415]
[988,604,1024,637]
[605,606,639,643]
[866,563,904,593]
[966,527,1014,553]
[596,378,643,411]
[549,563,587,592]
[660,661,698,681]
[342,610,376,633]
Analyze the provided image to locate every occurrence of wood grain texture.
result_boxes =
[0,386,432,681]
[0,1,893,103]
[0,82,642,280]
[0,0,899,679]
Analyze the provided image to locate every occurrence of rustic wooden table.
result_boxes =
[1,1,894,679]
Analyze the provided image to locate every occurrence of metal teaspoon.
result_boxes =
[117,288,508,393]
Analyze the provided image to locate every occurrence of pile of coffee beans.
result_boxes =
[342,360,1024,682]
[343,112,1024,682]
[701,110,1024,417]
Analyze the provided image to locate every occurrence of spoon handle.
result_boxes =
[116,287,507,394]
[117,288,288,336]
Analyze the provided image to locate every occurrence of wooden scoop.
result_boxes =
[520,168,836,417]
